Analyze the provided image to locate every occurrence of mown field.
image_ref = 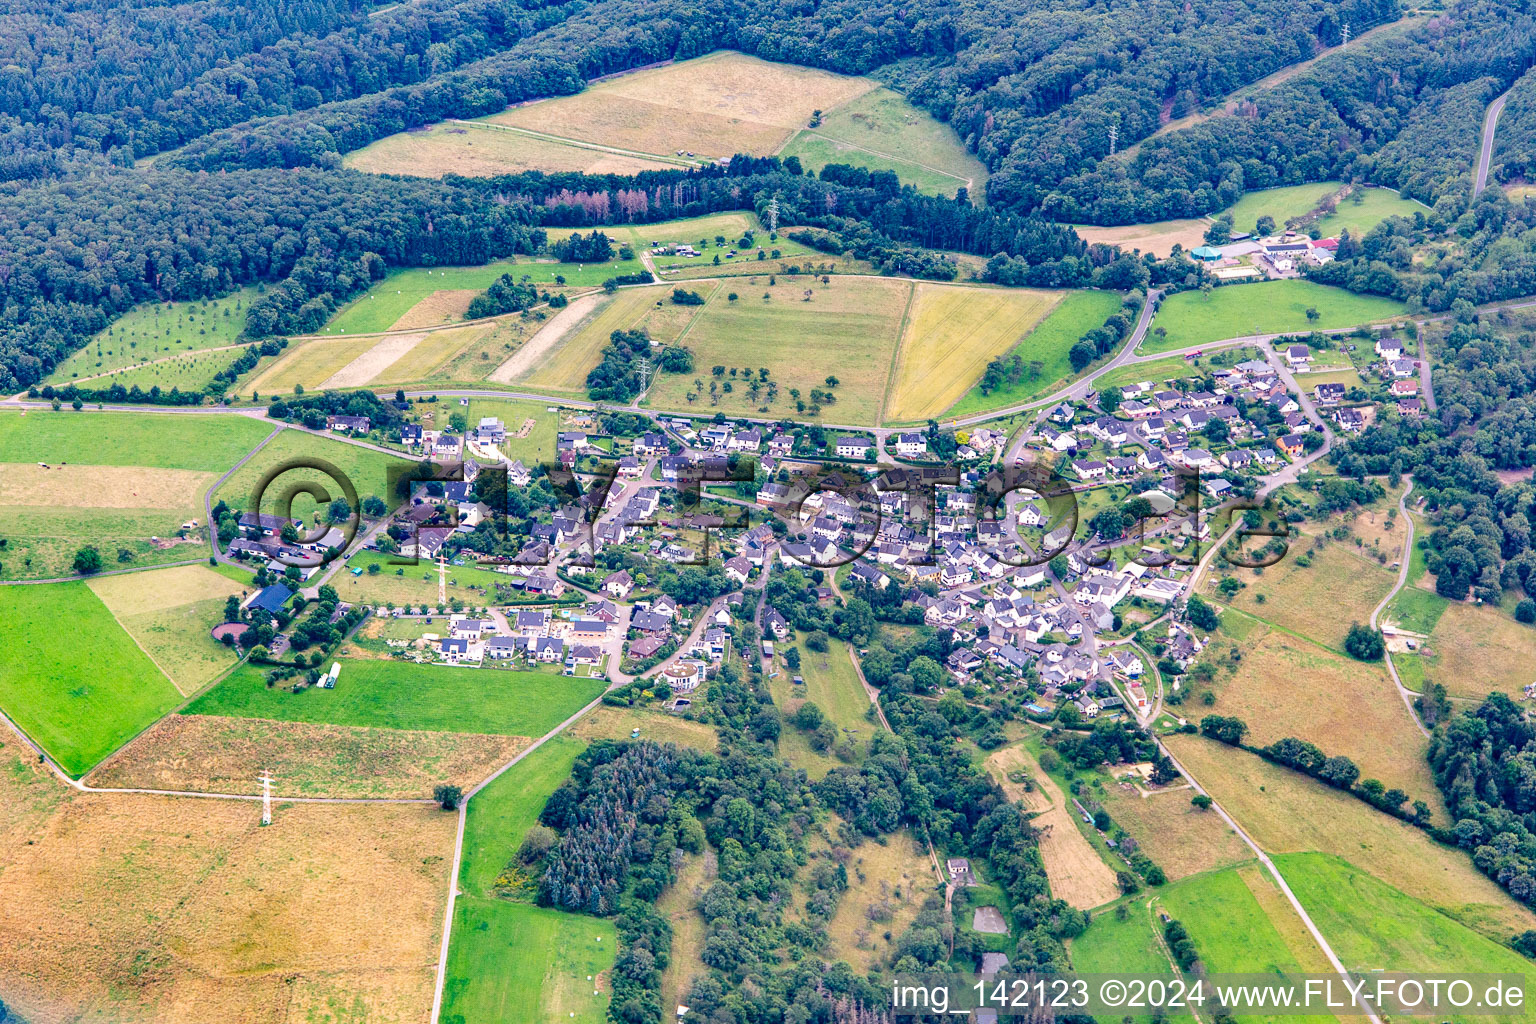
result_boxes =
[90,347,237,393]
[88,563,248,693]
[0,582,182,775]
[1071,218,1210,258]
[0,749,455,1024]
[88,713,526,798]
[1219,182,1342,234]
[777,87,987,197]
[212,427,413,521]
[345,121,677,178]
[185,658,604,735]
[1391,593,1535,699]
[511,286,669,393]
[1096,780,1250,881]
[0,408,270,471]
[885,283,1062,422]
[944,290,1123,419]
[45,287,260,385]
[1143,281,1406,353]
[487,51,874,161]
[1314,187,1428,237]
[1166,735,1536,942]
[335,550,565,609]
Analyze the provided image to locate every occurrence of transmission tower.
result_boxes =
[766,196,780,232]
[1342,22,1350,48]
[258,770,274,826]
[1107,124,1118,156]
[637,358,652,395]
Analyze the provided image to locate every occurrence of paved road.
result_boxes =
[1369,480,1430,738]
[1157,740,1385,1024]
[1474,87,1512,198]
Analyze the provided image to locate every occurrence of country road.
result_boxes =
[1474,86,1511,198]
[1369,479,1430,737]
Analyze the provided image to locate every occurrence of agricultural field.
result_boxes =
[1404,598,1535,699]
[945,290,1124,419]
[1313,187,1429,237]
[1219,182,1342,235]
[565,704,719,752]
[1143,281,1406,353]
[88,713,525,798]
[1165,736,1536,941]
[334,550,563,609]
[0,762,455,1024]
[884,284,1062,422]
[184,659,605,736]
[1207,530,1397,652]
[642,276,913,424]
[458,735,584,899]
[1068,900,1177,1013]
[1070,218,1211,258]
[211,427,413,522]
[45,287,260,385]
[768,639,876,778]
[487,52,875,162]
[1277,852,1536,988]
[1194,620,1440,805]
[0,408,270,471]
[777,87,987,197]
[90,347,235,393]
[87,563,247,693]
[0,582,182,776]
[1096,781,1251,881]
[984,740,1123,908]
[344,121,677,178]
[507,286,668,393]
[442,898,615,1024]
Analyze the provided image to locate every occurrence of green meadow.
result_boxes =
[1143,281,1406,353]
[0,583,181,775]
[0,408,271,471]
[46,286,261,384]
[184,659,605,736]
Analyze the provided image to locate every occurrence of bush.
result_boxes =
[433,784,463,810]
[1343,622,1385,661]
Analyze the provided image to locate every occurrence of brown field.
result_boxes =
[565,705,719,752]
[88,563,244,614]
[0,750,455,1024]
[368,324,492,385]
[986,742,1121,909]
[512,288,662,391]
[88,713,527,798]
[247,334,381,395]
[885,284,1061,422]
[1425,601,1536,699]
[1070,219,1210,258]
[390,289,482,330]
[344,122,676,178]
[438,318,537,382]
[1208,534,1396,653]
[489,52,876,161]
[657,849,713,1013]
[1165,734,1536,942]
[1098,782,1251,881]
[90,564,251,693]
[1201,625,1442,809]
[1342,486,1409,560]
[824,830,934,972]
[2,463,215,509]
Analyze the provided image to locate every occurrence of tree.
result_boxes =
[1098,385,1123,413]
[1191,794,1213,810]
[792,701,824,731]
[784,647,802,670]
[909,655,943,692]
[327,497,352,523]
[1186,593,1219,631]
[1343,622,1384,661]
[434,784,463,810]
[362,495,387,517]
[73,545,102,575]
[519,824,557,863]
[1517,599,1536,624]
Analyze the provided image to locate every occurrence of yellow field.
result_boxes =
[643,276,911,424]
[1198,624,1441,811]
[824,830,934,971]
[1424,601,1536,699]
[247,334,381,395]
[390,289,482,330]
[344,122,677,178]
[369,324,491,385]
[515,287,662,391]
[0,463,215,510]
[87,564,248,694]
[1098,781,1251,881]
[89,713,526,798]
[0,749,456,1024]
[1071,218,1210,257]
[566,705,719,752]
[885,284,1061,421]
[489,52,876,161]
[985,742,1121,909]
[1166,735,1536,942]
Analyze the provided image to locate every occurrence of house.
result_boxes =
[1388,358,1417,378]
[631,610,671,634]
[474,417,506,444]
[1390,378,1419,397]
[1072,459,1107,480]
[450,617,486,639]
[662,659,706,693]
[603,569,634,598]
[764,608,790,639]
[400,423,423,448]
[1397,397,1424,417]
[439,637,473,663]
[1048,431,1078,453]
[508,460,531,487]
[327,414,370,434]
[1204,477,1232,500]
[1138,448,1167,471]
[850,561,889,590]
[570,619,609,641]
[1334,407,1366,432]
[1178,447,1214,469]
[1049,403,1075,424]
[486,636,520,660]
[1284,345,1312,369]
[835,436,873,459]
[627,635,666,659]
[1313,382,1346,405]
[896,432,928,457]
[432,434,462,458]
[723,556,751,585]
[634,432,668,456]
[617,455,643,478]
[1277,433,1305,458]
[1375,337,1404,360]
[244,584,293,615]
[516,609,550,636]
[1220,448,1253,470]
[729,428,762,452]
[1252,446,1278,465]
